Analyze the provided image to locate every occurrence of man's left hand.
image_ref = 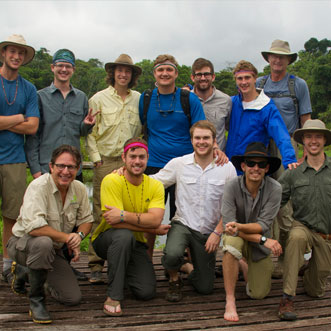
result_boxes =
[83,108,100,125]
[214,148,229,166]
[205,232,221,253]
[225,221,239,236]
[287,162,299,170]
[66,232,81,249]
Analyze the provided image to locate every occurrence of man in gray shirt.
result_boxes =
[190,58,232,151]
[25,49,97,280]
[221,142,283,322]
[26,49,97,181]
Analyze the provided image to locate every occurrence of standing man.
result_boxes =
[26,48,97,181]
[257,40,312,277]
[278,119,331,321]
[257,39,312,168]
[91,137,168,316]
[7,145,93,324]
[225,60,297,172]
[86,54,142,283]
[152,120,236,302]
[222,142,283,322]
[139,54,206,254]
[190,58,232,151]
[0,34,39,282]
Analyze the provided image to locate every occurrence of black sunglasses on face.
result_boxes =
[244,160,268,169]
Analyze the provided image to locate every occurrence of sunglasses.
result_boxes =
[244,160,268,169]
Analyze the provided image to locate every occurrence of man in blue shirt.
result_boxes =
[139,54,206,256]
[0,34,39,282]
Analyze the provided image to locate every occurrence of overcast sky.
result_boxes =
[2,0,330,72]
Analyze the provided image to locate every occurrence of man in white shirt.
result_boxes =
[152,120,237,302]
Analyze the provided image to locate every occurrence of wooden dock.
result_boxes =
[1,251,330,330]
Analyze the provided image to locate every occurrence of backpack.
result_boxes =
[257,74,299,126]
[142,88,191,141]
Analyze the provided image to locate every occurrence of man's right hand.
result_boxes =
[264,238,282,256]
[155,224,171,235]
[33,172,42,179]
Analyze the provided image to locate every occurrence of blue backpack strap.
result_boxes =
[142,89,152,141]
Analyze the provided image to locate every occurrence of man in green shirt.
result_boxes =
[278,119,331,321]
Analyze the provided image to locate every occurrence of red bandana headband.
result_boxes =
[124,142,148,154]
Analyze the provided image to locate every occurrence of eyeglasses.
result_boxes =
[244,160,268,169]
[194,72,212,78]
[54,64,74,70]
[54,163,77,171]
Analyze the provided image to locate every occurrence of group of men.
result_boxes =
[0,32,330,325]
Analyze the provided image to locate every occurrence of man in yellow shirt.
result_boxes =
[86,54,142,283]
[91,137,169,316]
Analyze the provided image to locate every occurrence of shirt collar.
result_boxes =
[108,85,132,98]
[50,82,76,95]
[239,175,266,195]
[301,154,330,173]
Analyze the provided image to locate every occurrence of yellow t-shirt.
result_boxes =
[92,173,165,243]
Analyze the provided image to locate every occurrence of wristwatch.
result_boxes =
[259,235,267,245]
[77,231,86,240]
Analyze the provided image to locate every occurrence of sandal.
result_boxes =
[103,297,122,316]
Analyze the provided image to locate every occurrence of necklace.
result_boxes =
[0,74,19,106]
[124,176,144,213]
[156,87,176,116]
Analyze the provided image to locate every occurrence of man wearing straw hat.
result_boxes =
[278,119,331,321]
[86,54,142,283]
[257,39,313,278]
[0,34,39,282]
[221,142,283,322]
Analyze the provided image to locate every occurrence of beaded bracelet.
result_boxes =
[120,210,124,223]
[213,230,222,237]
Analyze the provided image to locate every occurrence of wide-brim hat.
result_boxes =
[105,54,142,75]
[0,34,35,65]
[293,119,331,146]
[261,39,297,65]
[231,142,281,175]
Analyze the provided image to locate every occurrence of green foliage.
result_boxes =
[214,68,237,96]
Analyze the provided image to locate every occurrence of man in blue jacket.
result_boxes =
[225,60,297,173]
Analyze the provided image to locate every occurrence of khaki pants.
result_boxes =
[7,235,81,305]
[283,221,331,297]
[88,155,124,272]
[223,234,273,299]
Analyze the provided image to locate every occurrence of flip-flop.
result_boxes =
[103,298,123,316]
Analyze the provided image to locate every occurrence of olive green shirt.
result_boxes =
[279,156,331,235]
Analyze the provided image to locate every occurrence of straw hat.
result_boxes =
[0,34,35,65]
[261,39,297,65]
[231,142,281,175]
[293,119,331,146]
[105,54,142,75]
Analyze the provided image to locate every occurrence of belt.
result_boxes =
[317,233,331,240]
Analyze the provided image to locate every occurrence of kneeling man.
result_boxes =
[7,145,93,324]
[278,120,331,321]
[91,138,168,316]
[222,142,283,321]
[154,120,237,301]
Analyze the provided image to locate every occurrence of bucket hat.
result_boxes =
[105,54,142,75]
[231,142,281,175]
[0,34,35,65]
[261,39,297,65]
[293,119,331,146]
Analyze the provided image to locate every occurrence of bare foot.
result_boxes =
[103,297,122,316]
[180,262,194,274]
[224,298,239,322]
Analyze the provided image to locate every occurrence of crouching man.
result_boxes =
[7,145,93,324]
[221,142,283,322]
[91,137,169,316]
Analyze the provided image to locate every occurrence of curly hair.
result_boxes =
[233,60,258,77]
[153,54,179,69]
[106,65,140,89]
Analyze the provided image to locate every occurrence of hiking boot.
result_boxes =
[278,297,297,321]
[165,279,182,302]
[71,267,88,281]
[1,268,13,284]
[89,271,104,284]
